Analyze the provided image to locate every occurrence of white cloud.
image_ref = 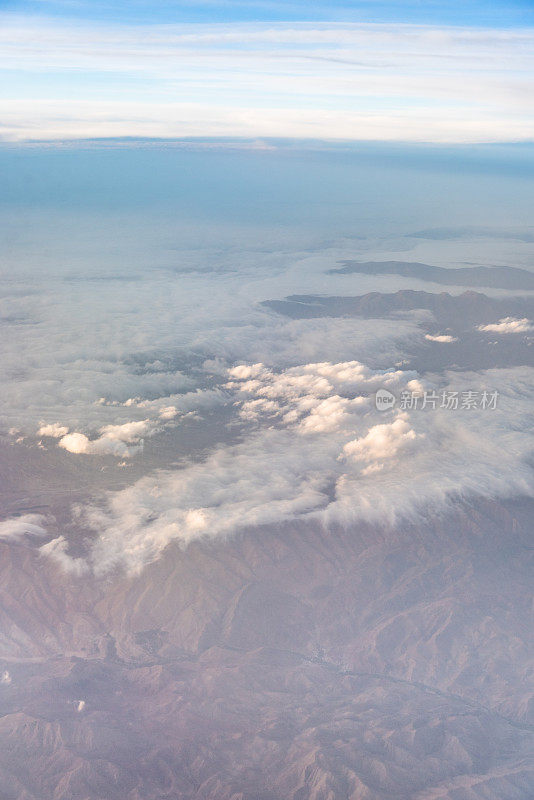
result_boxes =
[159,405,178,420]
[99,418,153,442]
[0,236,419,443]
[58,431,140,457]
[0,21,533,142]
[298,395,363,434]
[39,535,88,576]
[2,100,531,145]
[342,416,419,468]
[58,419,154,457]
[58,432,92,454]
[0,514,48,542]
[229,360,428,435]
[478,317,534,334]
[1,671,11,686]
[34,361,534,575]
[38,422,69,437]
[425,333,458,343]
[227,363,267,381]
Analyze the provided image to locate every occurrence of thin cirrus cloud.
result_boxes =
[1,18,533,142]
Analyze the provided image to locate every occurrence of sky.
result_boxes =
[1,0,533,143]
[3,0,534,26]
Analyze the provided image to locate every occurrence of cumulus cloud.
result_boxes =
[98,419,152,442]
[57,424,149,457]
[59,418,159,456]
[37,422,69,438]
[59,432,140,457]
[34,361,534,576]
[159,406,178,420]
[425,333,458,343]
[58,432,93,454]
[342,417,419,471]
[54,415,193,457]
[298,395,364,434]
[478,317,534,334]
[228,360,427,435]
[54,408,203,457]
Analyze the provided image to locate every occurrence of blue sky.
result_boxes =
[1,0,533,143]
[2,0,534,26]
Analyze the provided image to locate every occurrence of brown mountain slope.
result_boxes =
[0,497,532,798]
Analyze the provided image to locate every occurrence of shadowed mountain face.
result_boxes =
[263,289,534,371]
[0,498,532,799]
[263,289,534,325]
[328,261,534,290]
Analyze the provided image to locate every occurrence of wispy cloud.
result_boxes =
[0,513,48,542]
[1,19,533,141]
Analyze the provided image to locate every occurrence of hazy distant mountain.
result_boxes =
[264,288,534,325]
[264,290,534,372]
[329,261,534,290]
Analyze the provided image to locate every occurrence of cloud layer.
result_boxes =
[1,19,533,142]
[35,360,534,575]
[1,237,422,444]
